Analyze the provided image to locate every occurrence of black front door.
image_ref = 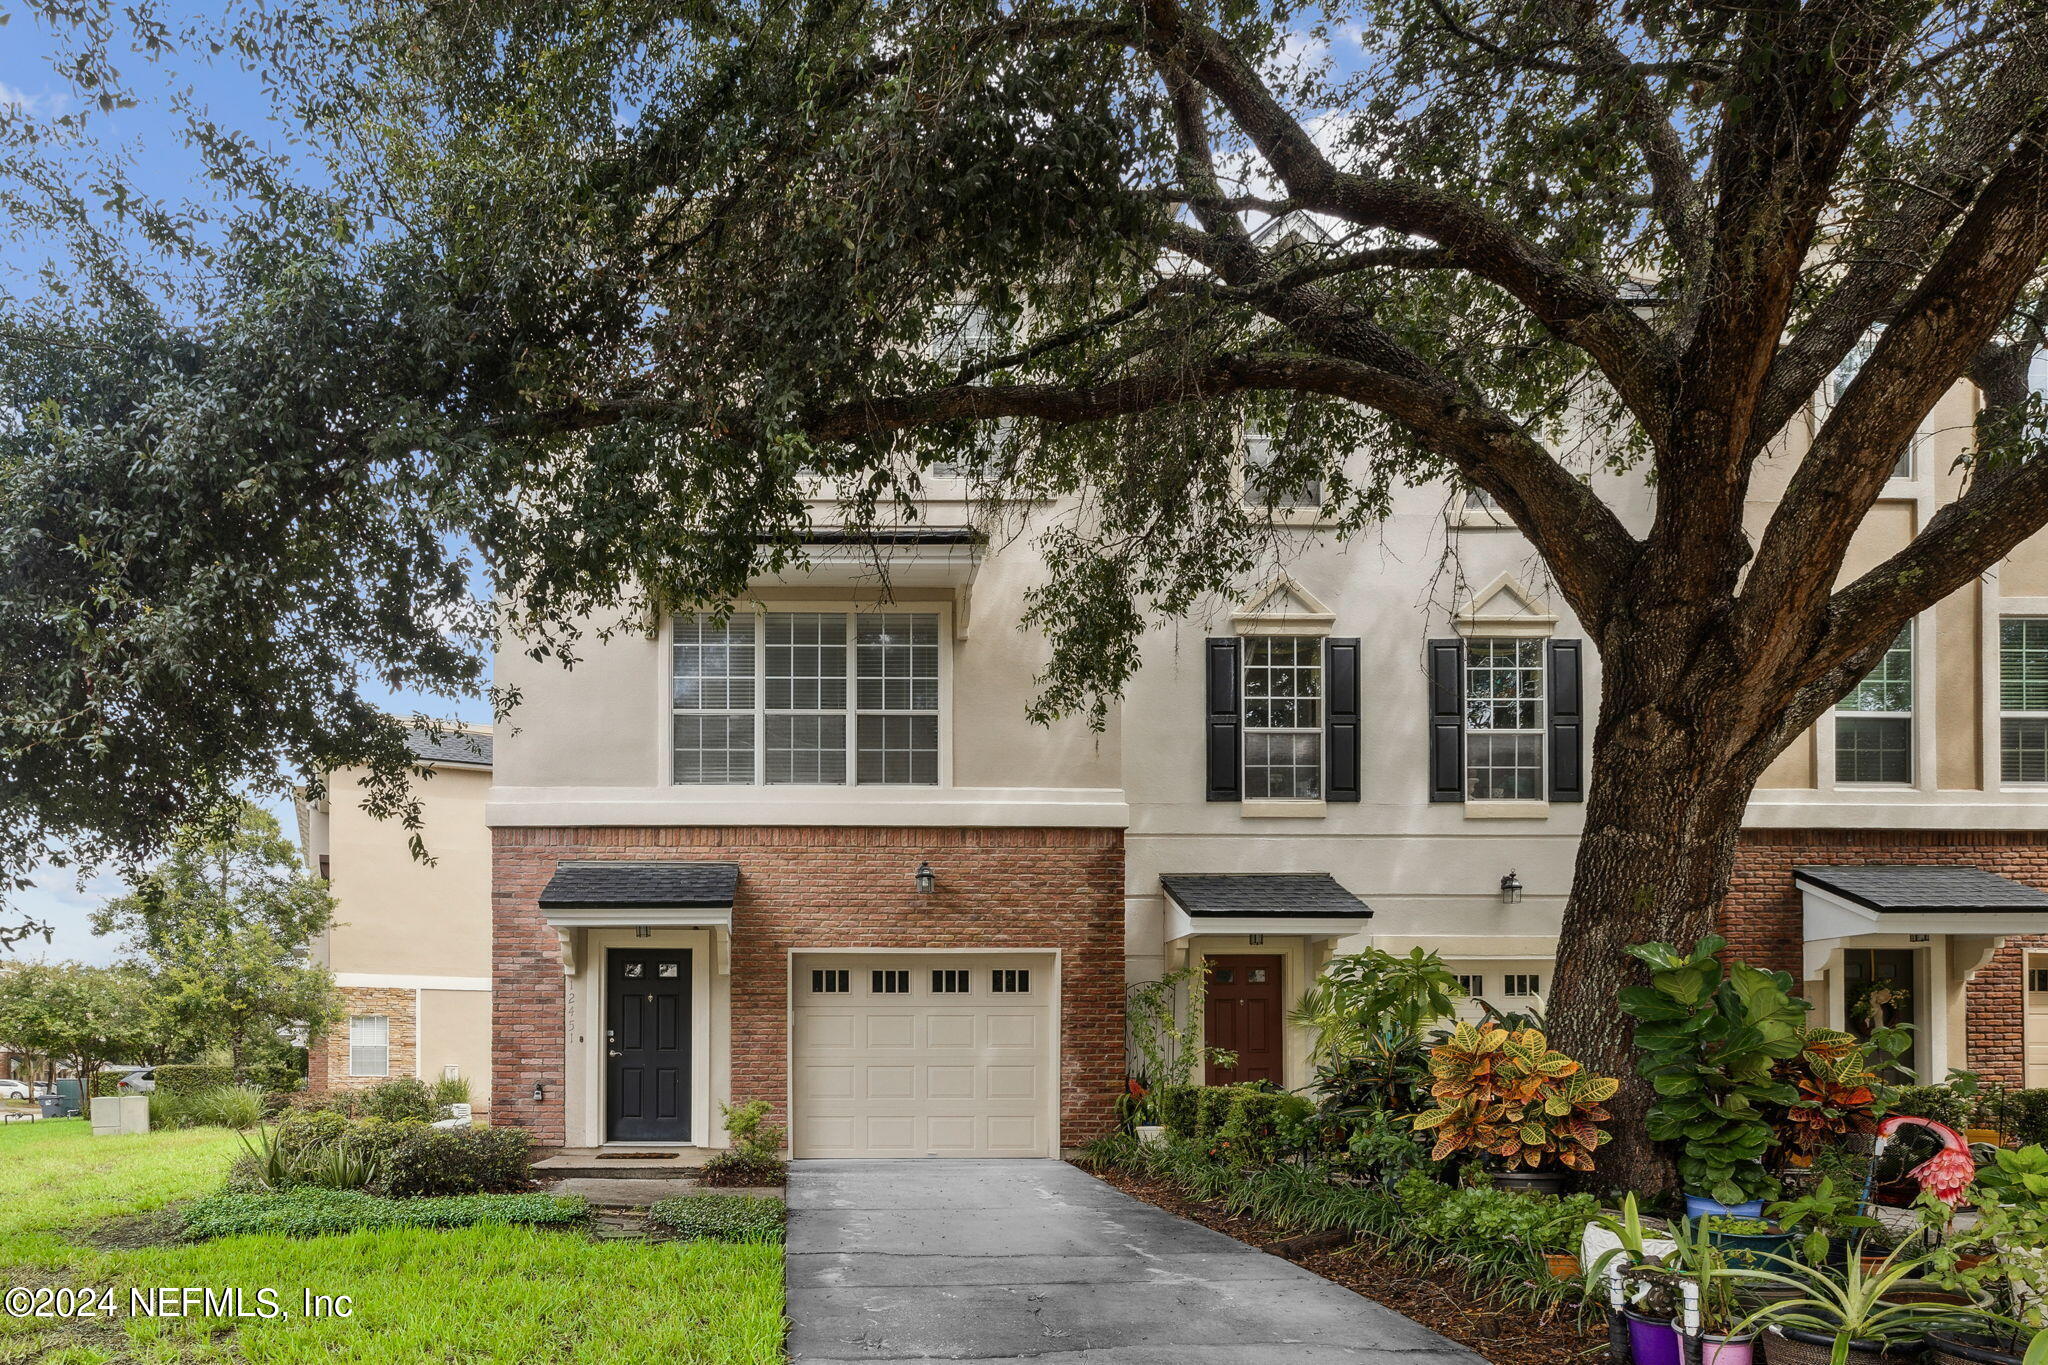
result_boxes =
[606,949,691,1142]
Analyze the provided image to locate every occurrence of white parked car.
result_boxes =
[116,1068,156,1095]
[0,1079,33,1101]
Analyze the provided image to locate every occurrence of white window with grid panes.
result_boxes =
[1825,329,1916,480]
[1242,636,1322,799]
[1464,639,1545,800]
[348,1016,389,1077]
[1241,431,1324,510]
[672,609,941,785]
[2002,619,2048,784]
[1835,625,1913,784]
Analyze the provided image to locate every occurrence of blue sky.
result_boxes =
[3,6,493,963]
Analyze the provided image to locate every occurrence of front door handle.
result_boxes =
[607,1048,623,1058]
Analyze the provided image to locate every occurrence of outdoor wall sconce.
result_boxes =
[915,861,937,895]
[1499,870,1524,904]
[532,1082,545,1103]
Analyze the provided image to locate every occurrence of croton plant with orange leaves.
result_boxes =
[1774,1029,1894,1157]
[1408,1022,1620,1172]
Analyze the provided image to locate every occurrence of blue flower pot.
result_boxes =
[1685,1194,1766,1220]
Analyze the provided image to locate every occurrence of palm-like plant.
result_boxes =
[1727,1244,2005,1365]
[1291,947,1463,1065]
[1408,1022,1618,1171]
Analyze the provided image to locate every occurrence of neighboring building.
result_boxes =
[314,363,2048,1156]
[298,727,495,1109]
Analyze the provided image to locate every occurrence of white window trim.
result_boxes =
[1461,636,1549,806]
[1239,633,1328,805]
[347,1015,390,1078]
[661,599,955,790]
[1828,620,1922,790]
[1235,428,1342,529]
[1997,615,2048,786]
[1814,327,1932,488]
[1450,487,1516,530]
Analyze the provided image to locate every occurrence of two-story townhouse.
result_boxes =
[485,513,1129,1155]
[1119,370,2048,1098]
[312,365,2048,1158]
[297,727,496,1108]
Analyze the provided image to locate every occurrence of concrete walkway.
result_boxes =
[786,1159,1485,1365]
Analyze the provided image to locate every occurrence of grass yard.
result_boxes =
[0,1120,785,1364]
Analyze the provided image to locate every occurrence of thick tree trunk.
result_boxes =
[1546,662,1779,1200]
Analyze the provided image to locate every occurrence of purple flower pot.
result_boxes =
[1627,1311,1682,1365]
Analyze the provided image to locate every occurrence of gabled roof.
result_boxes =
[1794,865,2048,913]
[1160,873,1372,919]
[538,861,740,909]
[405,728,493,768]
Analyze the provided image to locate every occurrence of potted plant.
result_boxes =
[1769,1176,1885,1265]
[1923,1144,2048,1365]
[1621,937,1814,1216]
[1124,966,1233,1141]
[1699,1213,1798,1269]
[1666,1220,1764,1365]
[1407,1021,1618,1194]
[1727,1245,1997,1365]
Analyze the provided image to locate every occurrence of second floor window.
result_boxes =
[1243,636,1323,798]
[1242,432,1324,510]
[673,610,940,786]
[1464,639,1545,800]
[1835,626,1913,784]
[2002,618,2048,783]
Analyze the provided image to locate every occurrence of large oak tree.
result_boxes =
[6,0,2048,1188]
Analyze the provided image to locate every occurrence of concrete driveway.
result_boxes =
[786,1159,1484,1365]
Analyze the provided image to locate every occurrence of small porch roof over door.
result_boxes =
[537,861,739,972]
[1160,873,1373,942]
[1794,865,2048,939]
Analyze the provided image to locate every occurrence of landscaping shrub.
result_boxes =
[153,1064,236,1096]
[149,1090,195,1130]
[700,1100,788,1187]
[1889,1084,1974,1130]
[363,1076,436,1122]
[182,1189,585,1240]
[91,1074,123,1098]
[645,1194,785,1243]
[1211,1087,1313,1163]
[381,1124,532,1196]
[188,1085,265,1130]
[2010,1089,2048,1145]
[1158,1084,1200,1139]
[431,1075,471,1107]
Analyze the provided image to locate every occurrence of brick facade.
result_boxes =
[491,825,1126,1149]
[308,985,418,1097]
[1723,829,2048,1085]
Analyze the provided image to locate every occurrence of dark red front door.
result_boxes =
[1204,955,1283,1085]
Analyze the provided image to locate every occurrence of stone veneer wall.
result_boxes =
[307,985,419,1097]
[491,825,1126,1148]
[1723,829,2048,1086]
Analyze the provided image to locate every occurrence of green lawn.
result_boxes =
[0,1120,785,1364]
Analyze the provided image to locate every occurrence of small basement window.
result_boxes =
[991,969,1031,994]
[811,969,851,994]
[932,969,971,994]
[871,969,910,994]
[1504,974,1542,997]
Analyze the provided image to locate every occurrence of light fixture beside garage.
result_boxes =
[915,861,937,894]
[1499,870,1524,904]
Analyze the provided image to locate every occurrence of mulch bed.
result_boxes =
[1085,1164,1607,1365]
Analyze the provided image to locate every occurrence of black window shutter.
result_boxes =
[1547,639,1585,802]
[1205,638,1242,801]
[1324,638,1362,802]
[1427,639,1465,802]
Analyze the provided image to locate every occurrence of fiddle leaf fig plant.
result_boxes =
[1620,937,1808,1204]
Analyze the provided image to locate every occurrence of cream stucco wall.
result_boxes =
[320,763,493,980]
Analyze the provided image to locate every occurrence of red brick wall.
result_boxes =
[492,825,1126,1148]
[1723,829,2048,1085]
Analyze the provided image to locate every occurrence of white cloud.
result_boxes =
[0,81,75,119]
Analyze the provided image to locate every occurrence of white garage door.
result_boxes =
[791,953,1056,1158]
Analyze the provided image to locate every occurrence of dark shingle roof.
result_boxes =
[405,728,493,768]
[1794,865,2048,913]
[1160,873,1372,919]
[539,861,740,909]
